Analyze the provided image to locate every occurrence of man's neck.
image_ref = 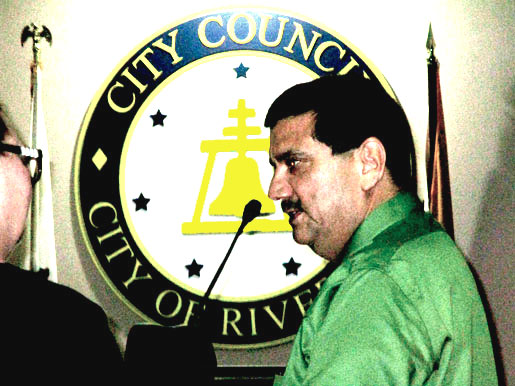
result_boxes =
[364,179,400,219]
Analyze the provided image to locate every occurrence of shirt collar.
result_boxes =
[342,191,421,260]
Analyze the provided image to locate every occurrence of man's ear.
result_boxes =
[357,137,387,191]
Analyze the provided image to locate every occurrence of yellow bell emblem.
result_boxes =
[182,99,290,234]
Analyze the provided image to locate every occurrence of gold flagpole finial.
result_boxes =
[426,23,436,64]
[21,24,52,65]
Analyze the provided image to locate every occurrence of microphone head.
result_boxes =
[241,199,262,226]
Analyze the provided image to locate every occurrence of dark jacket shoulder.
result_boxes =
[0,263,123,380]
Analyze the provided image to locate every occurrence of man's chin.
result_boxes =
[292,229,313,247]
[292,228,338,261]
[294,233,340,262]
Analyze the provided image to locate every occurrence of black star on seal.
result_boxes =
[133,193,150,211]
[150,109,167,126]
[186,259,203,278]
[234,63,249,78]
[283,258,301,276]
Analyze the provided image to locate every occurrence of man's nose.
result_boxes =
[268,171,291,201]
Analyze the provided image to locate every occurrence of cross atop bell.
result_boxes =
[182,99,291,235]
[209,99,275,217]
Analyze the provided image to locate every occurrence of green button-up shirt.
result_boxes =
[275,192,497,385]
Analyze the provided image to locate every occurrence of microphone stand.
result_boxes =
[203,223,244,303]
[198,199,262,328]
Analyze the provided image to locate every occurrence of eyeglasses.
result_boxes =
[0,142,43,185]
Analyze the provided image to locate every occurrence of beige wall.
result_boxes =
[0,0,512,382]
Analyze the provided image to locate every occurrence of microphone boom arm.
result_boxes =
[202,200,262,304]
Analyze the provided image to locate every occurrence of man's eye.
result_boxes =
[286,159,299,170]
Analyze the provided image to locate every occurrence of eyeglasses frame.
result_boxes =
[0,142,43,185]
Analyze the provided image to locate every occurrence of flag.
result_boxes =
[426,24,455,239]
[24,25,58,282]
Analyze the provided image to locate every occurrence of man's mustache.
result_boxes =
[281,199,303,213]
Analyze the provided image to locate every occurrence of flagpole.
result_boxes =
[21,24,58,282]
[426,23,437,193]
[425,23,455,239]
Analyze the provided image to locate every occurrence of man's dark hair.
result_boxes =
[0,110,7,142]
[264,73,417,193]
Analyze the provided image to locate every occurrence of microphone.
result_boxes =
[202,199,262,306]
[239,199,262,234]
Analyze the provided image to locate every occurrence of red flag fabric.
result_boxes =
[427,57,455,239]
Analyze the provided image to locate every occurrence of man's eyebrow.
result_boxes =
[269,150,290,166]
[269,150,307,166]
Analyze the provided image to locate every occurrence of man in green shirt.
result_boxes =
[265,74,497,385]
